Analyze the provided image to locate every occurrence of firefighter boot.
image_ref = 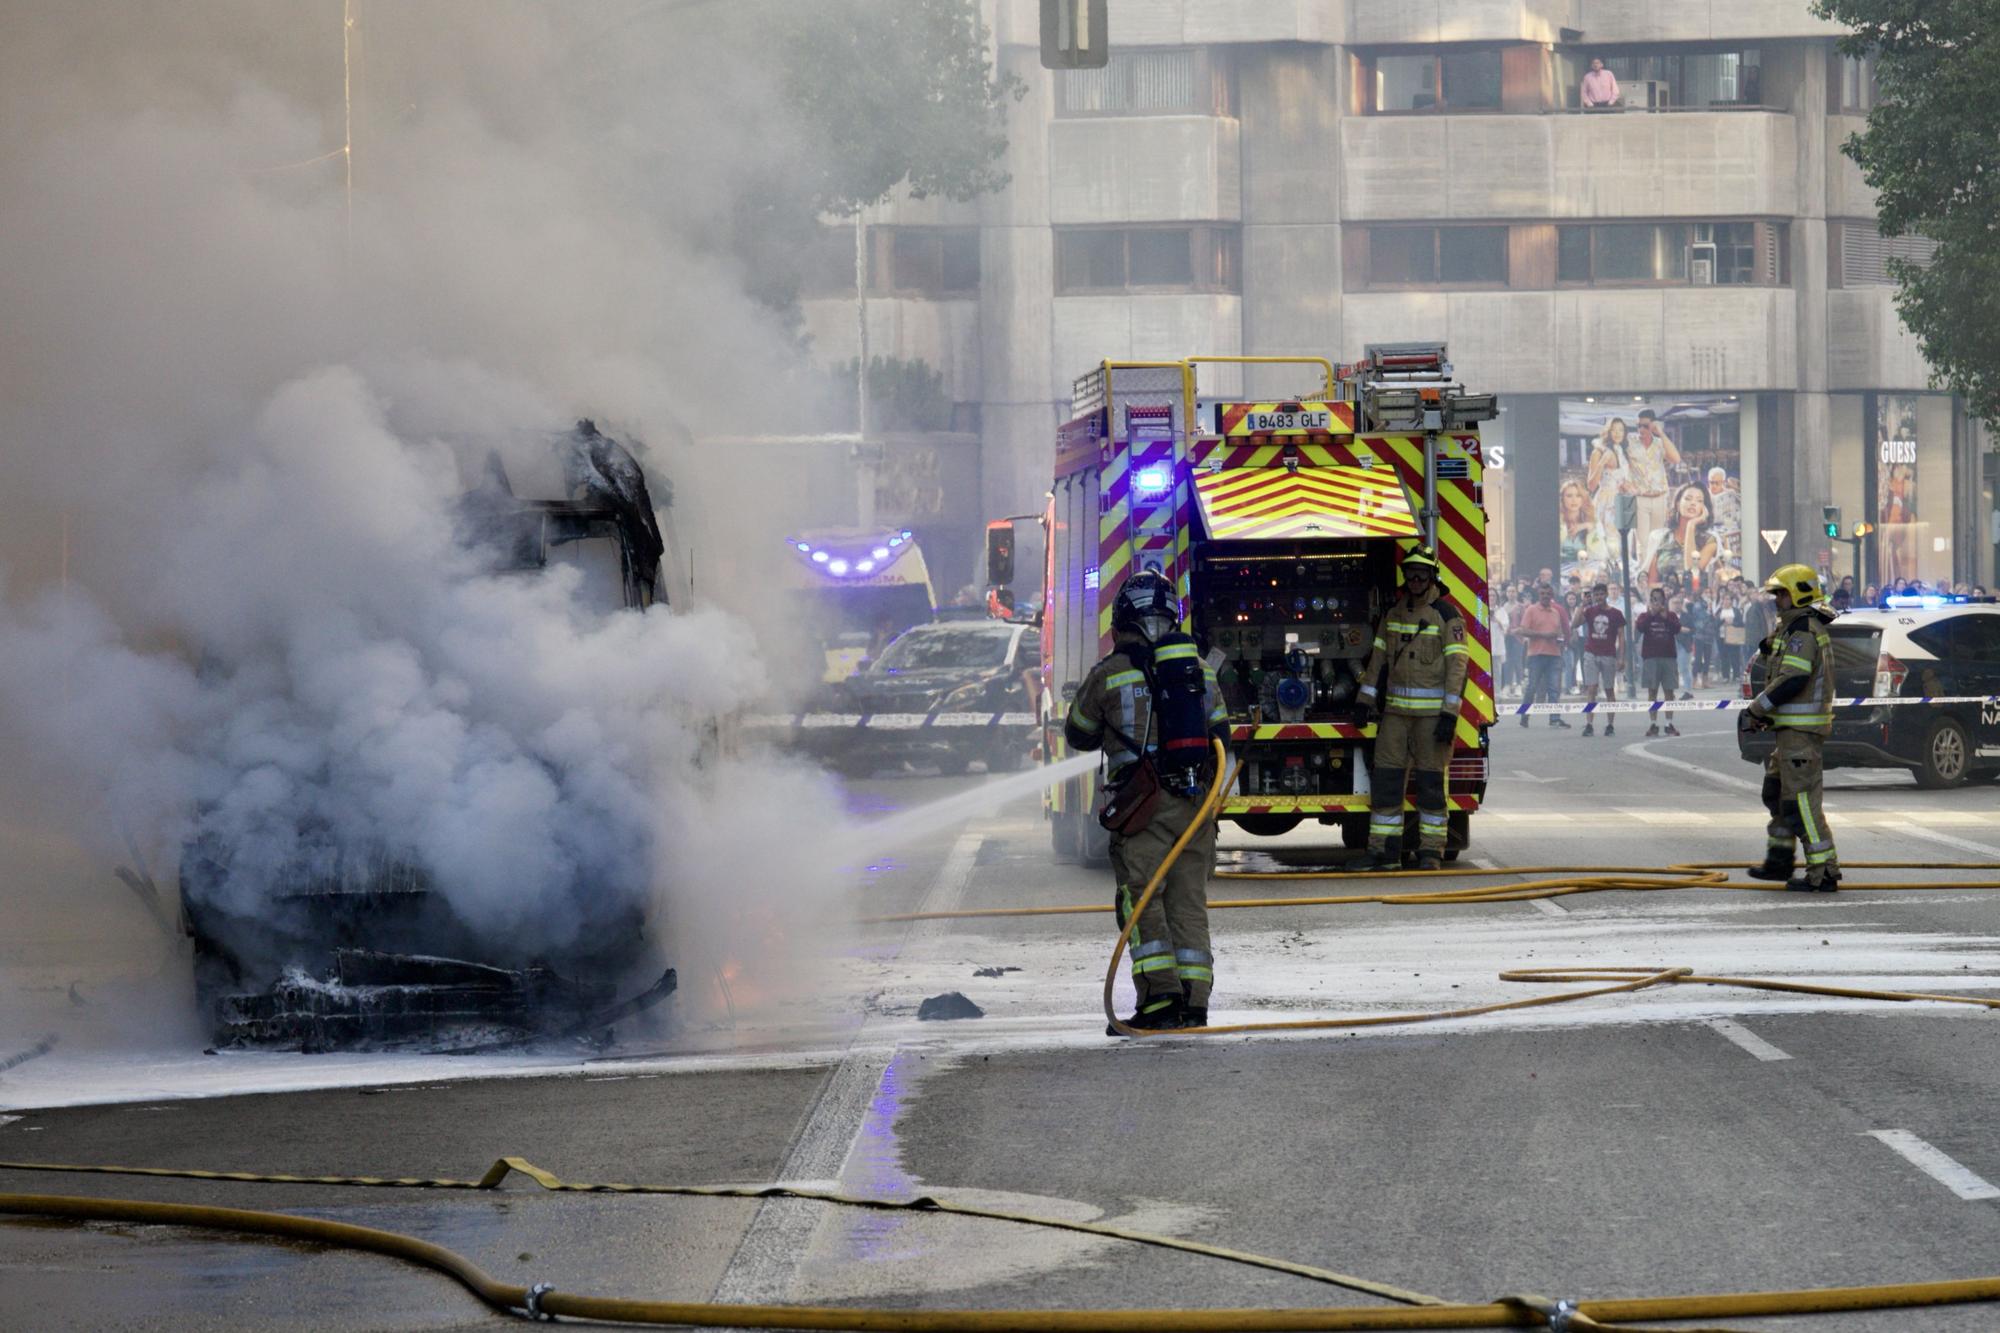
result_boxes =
[1178,1006,1208,1029]
[1346,839,1403,873]
[1107,994,1184,1037]
[1416,851,1443,872]
[1785,869,1839,894]
[1746,851,1796,882]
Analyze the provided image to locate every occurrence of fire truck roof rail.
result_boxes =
[1071,366,1108,416]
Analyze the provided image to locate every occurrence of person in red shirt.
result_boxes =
[1514,584,1572,729]
[1633,587,1683,735]
[1576,582,1625,738]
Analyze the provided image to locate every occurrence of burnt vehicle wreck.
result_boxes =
[181,422,678,1049]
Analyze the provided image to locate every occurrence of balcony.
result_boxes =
[1049,117,1241,225]
[1341,111,1797,221]
[1826,288,1932,392]
[1050,294,1244,400]
[1349,0,1570,45]
[1576,0,1846,42]
[1342,287,1797,393]
[993,0,1338,47]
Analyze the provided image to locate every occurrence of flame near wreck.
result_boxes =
[0,369,847,1043]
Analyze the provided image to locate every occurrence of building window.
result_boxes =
[1836,220,1937,286]
[868,228,980,297]
[1556,222,1787,286]
[1838,53,1879,112]
[1362,226,1508,287]
[1055,227,1240,294]
[1056,48,1234,117]
[1564,48,1764,109]
[800,224,857,297]
[1364,49,1504,112]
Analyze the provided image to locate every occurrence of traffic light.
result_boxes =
[1822,505,1841,539]
[1851,520,1875,539]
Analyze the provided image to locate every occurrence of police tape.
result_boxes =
[1504,694,1999,717]
[742,712,1038,731]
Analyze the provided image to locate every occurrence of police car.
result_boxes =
[821,618,1039,776]
[1738,597,2000,788]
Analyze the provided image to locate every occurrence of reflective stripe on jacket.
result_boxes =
[1752,606,1834,736]
[1356,586,1470,717]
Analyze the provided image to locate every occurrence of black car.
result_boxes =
[818,620,1039,776]
[1739,600,2000,788]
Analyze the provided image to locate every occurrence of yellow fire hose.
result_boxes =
[6,747,1999,1326]
[9,1167,2000,1329]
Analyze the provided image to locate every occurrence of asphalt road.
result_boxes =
[5,703,2000,1330]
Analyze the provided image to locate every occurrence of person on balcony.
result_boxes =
[1581,58,1620,109]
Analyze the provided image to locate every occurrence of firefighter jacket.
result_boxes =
[1356,585,1469,719]
[1749,603,1835,736]
[1065,633,1230,779]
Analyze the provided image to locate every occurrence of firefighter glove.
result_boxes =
[1352,698,1374,727]
[1432,714,1456,744]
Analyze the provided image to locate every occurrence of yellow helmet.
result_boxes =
[1399,545,1441,577]
[1762,563,1825,609]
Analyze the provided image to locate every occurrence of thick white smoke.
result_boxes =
[0,1,857,1053]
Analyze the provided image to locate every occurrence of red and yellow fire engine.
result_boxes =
[1024,348,1498,862]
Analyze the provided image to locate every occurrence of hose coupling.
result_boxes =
[1499,1293,1586,1331]
[524,1281,556,1321]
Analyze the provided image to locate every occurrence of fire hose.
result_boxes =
[8,743,2000,1326]
[12,1160,2000,1329]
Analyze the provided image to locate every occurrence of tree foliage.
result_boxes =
[714,0,1022,328]
[1814,0,2000,424]
[775,0,1025,215]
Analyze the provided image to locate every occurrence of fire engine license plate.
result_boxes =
[1244,409,1330,433]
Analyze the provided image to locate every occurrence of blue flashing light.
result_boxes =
[888,536,904,547]
[828,558,850,575]
[871,547,891,560]
[857,559,876,573]
[793,541,811,552]
[1885,594,1953,609]
[811,550,829,564]
[1133,466,1173,499]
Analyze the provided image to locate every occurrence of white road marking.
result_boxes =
[0,1115,20,1129]
[713,832,983,1305]
[1865,1130,2000,1201]
[1529,897,1569,917]
[1706,1018,1790,1062]
[1880,823,2000,859]
[1621,740,1763,793]
[1507,770,1565,784]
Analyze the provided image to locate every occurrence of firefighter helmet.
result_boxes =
[1399,545,1441,579]
[1112,569,1180,643]
[1762,563,1825,610]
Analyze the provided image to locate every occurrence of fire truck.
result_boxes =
[1020,349,1497,862]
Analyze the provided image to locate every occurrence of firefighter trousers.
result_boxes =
[1369,712,1450,854]
[1110,790,1217,1009]
[1762,729,1838,882]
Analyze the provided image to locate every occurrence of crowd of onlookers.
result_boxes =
[1488,568,1991,720]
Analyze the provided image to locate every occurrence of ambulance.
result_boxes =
[782,526,937,683]
[1015,349,1498,862]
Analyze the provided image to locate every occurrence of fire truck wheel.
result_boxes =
[1235,815,1301,838]
[1050,812,1080,863]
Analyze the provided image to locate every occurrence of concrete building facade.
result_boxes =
[802,0,1999,596]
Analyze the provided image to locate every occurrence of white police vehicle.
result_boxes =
[1740,596,2000,788]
